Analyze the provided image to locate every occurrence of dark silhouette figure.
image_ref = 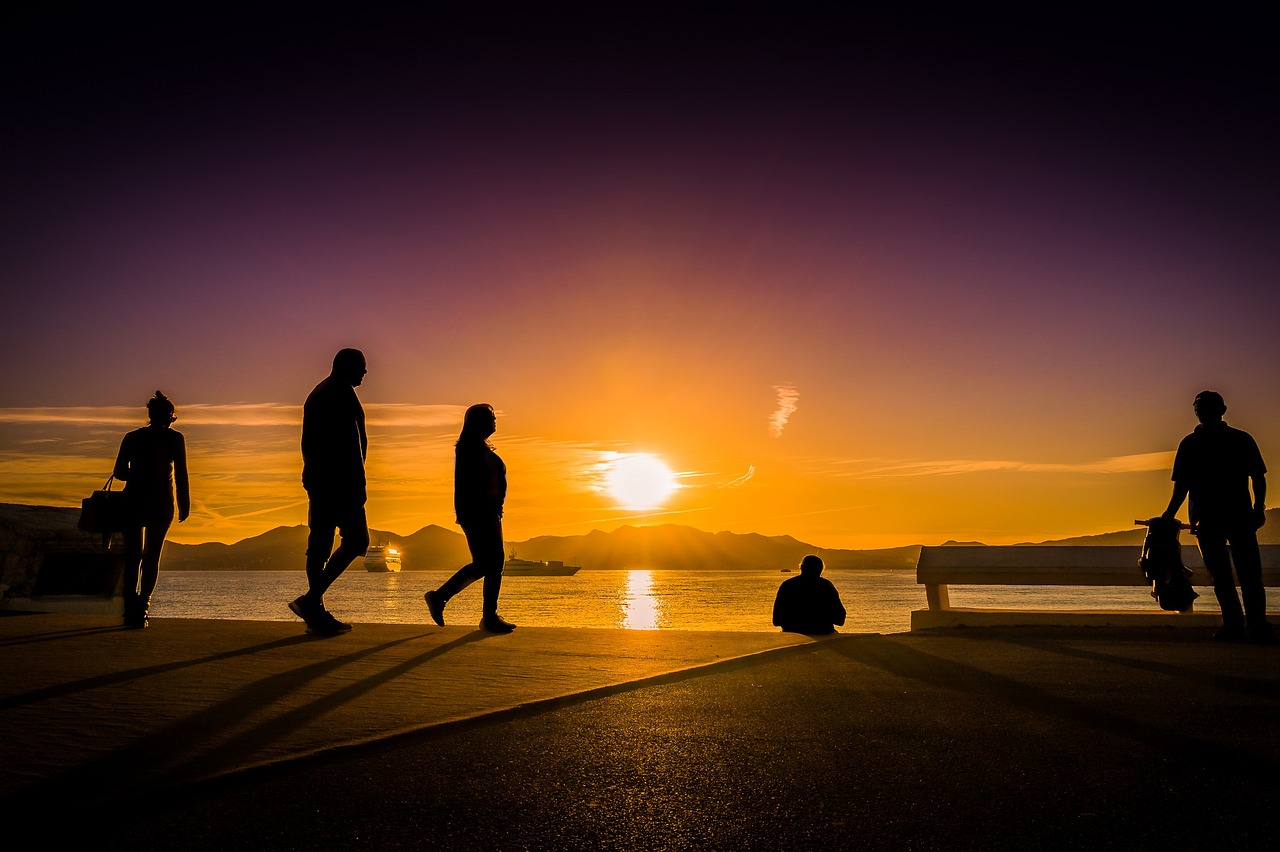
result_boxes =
[773,555,846,635]
[1163,390,1272,643]
[424,403,515,633]
[290,348,370,636]
[113,391,190,628]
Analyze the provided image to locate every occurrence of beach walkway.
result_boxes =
[2,613,1278,849]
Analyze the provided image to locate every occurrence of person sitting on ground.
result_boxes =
[772,555,846,635]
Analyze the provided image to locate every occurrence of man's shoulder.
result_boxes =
[1211,423,1262,455]
[1225,424,1265,466]
[304,377,331,404]
[305,377,358,406]
[1223,423,1259,443]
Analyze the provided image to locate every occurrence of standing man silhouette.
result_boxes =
[290,348,370,635]
[1163,390,1272,643]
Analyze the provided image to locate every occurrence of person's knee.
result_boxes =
[480,552,505,575]
[343,528,371,554]
[306,530,336,557]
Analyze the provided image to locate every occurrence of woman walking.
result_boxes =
[113,391,190,628]
[424,403,515,633]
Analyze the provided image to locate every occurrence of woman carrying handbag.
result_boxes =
[113,391,190,628]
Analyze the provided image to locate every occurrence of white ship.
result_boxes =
[364,543,402,572]
[503,552,581,576]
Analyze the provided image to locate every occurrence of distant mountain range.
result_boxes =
[162,509,1280,572]
[1017,508,1280,547]
[164,523,919,571]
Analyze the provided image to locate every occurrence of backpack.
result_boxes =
[1138,517,1198,612]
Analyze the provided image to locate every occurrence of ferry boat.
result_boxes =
[503,552,581,576]
[364,543,402,572]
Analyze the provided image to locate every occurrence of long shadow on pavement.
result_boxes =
[824,634,1280,785]
[0,624,125,647]
[4,631,437,810]
[961,632,1280,701]
[56,634,829,819]
[0,634,316,710]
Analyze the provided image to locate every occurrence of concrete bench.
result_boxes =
[911,544,1280,630]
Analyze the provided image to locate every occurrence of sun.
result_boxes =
[603,454,678,509]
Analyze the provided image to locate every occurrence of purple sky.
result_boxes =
[2,5,1277,546]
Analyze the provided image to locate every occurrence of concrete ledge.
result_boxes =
[2,595,124,615]
[908,607,1253,630]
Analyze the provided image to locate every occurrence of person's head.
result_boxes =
[332,348,367,387]
[459,403,497,444]
[1193,390,1226,424]
[146,390,176,427]
[799,554,824,576]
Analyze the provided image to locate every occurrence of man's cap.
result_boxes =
[1194,390,1225,410]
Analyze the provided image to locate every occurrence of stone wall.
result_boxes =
[0,503,125,614]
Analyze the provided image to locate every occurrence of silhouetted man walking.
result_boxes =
[1163,390,1272,643]
[290,348,370,635]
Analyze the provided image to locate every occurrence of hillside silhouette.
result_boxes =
[163,523,918,571]
[158,509,1280,571]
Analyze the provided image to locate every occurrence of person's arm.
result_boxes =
[1253,473,1267,529]
[1163,482,1188,522]
[772,584,787,628]
[174,432,190,522]
[112,434,131,481]
[356,398,368,462]
[829,584,847,627]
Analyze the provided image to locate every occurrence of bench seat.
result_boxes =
[911,544,1280,630]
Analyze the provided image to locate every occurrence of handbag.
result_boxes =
[78,476,129,548]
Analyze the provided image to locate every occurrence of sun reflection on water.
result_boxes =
[378,573,402,612]
[622,569,662,629]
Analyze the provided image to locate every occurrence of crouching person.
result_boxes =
[773,555,846,635]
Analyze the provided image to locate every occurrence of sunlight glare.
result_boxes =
[622,569,661,629]
[603,453,678,509]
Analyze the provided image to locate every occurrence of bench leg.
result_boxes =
[925,583,950,611]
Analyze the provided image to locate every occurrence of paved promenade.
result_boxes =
[2,613,1278,849]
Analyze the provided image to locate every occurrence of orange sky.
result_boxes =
[0,395,1246,549]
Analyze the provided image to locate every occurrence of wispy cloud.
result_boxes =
[810,451,1176,478]
[0,406,142,426]
[0,403,466,428]
[720,465,756,488]
[768,384,799,438]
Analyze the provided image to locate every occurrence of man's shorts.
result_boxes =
[308,498,368,540]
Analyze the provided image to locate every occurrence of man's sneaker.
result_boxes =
[424,590,446,626]
[1248,622,1277,645]
[289,595,317,626]
[1213,625,1247,643]
[480,613,516,634]
[316,609,353,635]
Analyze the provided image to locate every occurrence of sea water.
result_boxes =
[149,569,1220,634]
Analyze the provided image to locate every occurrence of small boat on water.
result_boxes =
[503,552,581,576]
[364,543,402,572]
